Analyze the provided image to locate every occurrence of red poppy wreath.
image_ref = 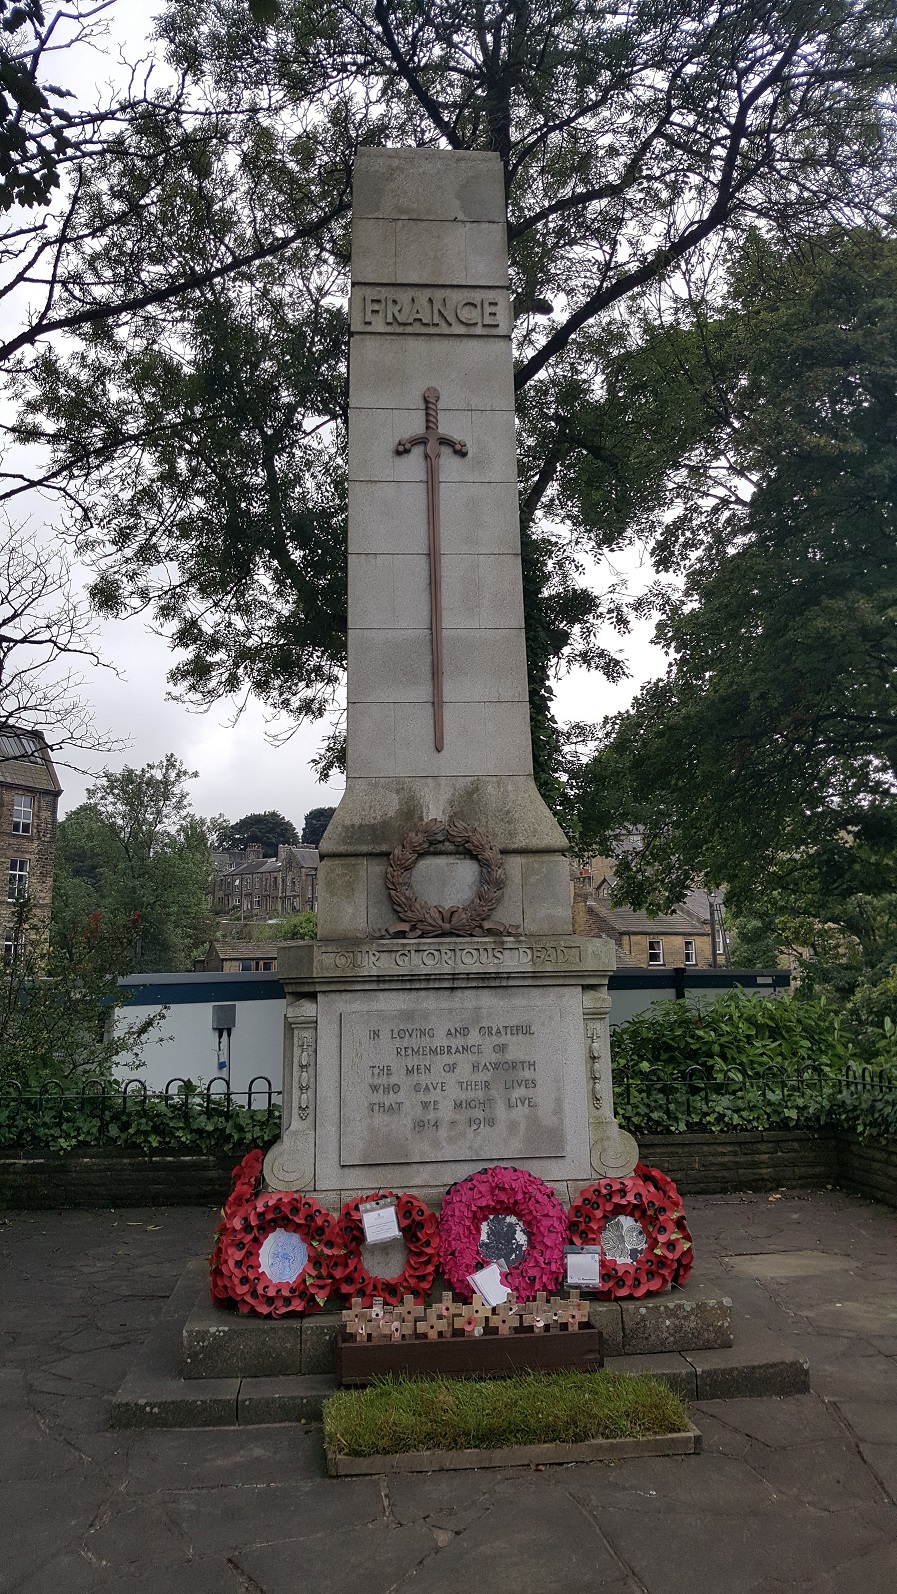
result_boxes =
[336,1191,440,1306]
[438,1165,568,1302]
[567,1163,694,1300]
[210,1147,265,1303]
[213,1189,344,1317]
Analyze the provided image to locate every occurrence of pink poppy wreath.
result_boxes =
[567,1163,693,1301]
[438,1165,568,1302]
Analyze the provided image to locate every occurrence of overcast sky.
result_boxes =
[16,1,668,827]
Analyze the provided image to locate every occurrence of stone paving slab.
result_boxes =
[1,1192,895,1593]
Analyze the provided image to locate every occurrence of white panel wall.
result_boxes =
[113,974,285,1097]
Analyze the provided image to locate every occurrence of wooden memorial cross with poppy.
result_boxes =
[522,1292,551,1334]
[453,1295,491,1337]
[488,1297,520,1336]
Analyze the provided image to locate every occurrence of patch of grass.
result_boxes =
[323,1370,688,1458]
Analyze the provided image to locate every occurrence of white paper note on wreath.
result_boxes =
[565,1248,601,1287]
[360,1202,401,1243]
[467,1263,509,1307]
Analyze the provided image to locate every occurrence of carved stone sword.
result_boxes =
[396,387,468,752]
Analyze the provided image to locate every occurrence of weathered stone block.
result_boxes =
[237,1375,335,1424]
[588,1300,624,1357]
[302,1313,341,1374]
[315,857,368,939]
[620,1280,734,1355]
[182,1303,303,1380]
[353,147,505,223]
[521,853,573,935]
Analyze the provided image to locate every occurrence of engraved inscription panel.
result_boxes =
[350,285,512,336]
[340,1000,565,1165]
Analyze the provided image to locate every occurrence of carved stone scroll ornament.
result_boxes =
[385,814,519,938]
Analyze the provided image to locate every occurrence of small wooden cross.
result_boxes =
[341,1298,372,1342]
[563,1290,587,1331]
[416,1305,451,1340]
[523,1292,550,1334]
[546,1295,568,1332]
[452,1295,491,1337]
[488,1295,520,1336]
[394,1295,425,1338]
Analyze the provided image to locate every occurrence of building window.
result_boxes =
[648,937,664,965]
[7,858,29,900]
[261,959,274,971]
[254,895,261,909]
[684,938,697,966]
[240,959,253,971]
[715,924,725,956]
[11,794,33,835]
[3,938,17,965]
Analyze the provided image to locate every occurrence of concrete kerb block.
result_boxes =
[606,1351,698,1401]
[684,1331,811,1400]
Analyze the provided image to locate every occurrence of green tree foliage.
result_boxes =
[0,898,162,1083]
[573,231,897,930]
[725,914,784,973]
[217,810,299,855]
[10,3,896,789]
[53,755,215,972]
[257,909,317,940]
[300,806,333,846]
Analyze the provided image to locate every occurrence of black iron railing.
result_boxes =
[613,1061,893,1134]
[0,1075,282,1152]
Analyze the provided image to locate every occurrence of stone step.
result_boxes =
[111,1274,804,1430]
[181,1276,734,1380]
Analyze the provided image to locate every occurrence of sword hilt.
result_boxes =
[423,386,440,431]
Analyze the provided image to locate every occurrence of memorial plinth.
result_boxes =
[264,148,637,1199]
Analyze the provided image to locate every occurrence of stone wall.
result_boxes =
[2,1130,895,1210]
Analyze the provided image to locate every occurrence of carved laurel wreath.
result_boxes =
[385,814,519,938]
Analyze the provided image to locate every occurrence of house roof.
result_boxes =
[206,941,277,957]
[216,847,318,880]
[0,728,62,795]
[598,905,708,935]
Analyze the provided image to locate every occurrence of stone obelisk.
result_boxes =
[265,148,637,1198]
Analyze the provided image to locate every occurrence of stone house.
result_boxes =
[194,941,278,973]
[0,728,62,960]
[572,856,718,968]
[211,844,319,922]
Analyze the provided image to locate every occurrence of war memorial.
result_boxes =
[111,149,810,1427]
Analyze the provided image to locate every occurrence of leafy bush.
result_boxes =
[611,991,860,1133]
[0,1082,281,1156]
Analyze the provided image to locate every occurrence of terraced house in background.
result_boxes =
[211,842,319,923]
[0,728,62,960]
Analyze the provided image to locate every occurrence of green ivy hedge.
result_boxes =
[612,991,897,1140]
[0,1085,282,1157]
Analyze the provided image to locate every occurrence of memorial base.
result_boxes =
[109,1264,810,1429]
[263,933,638,1199]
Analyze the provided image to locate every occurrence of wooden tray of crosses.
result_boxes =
[335,1291,604,1385]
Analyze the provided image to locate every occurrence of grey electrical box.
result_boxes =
[212,1004,237,1033]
